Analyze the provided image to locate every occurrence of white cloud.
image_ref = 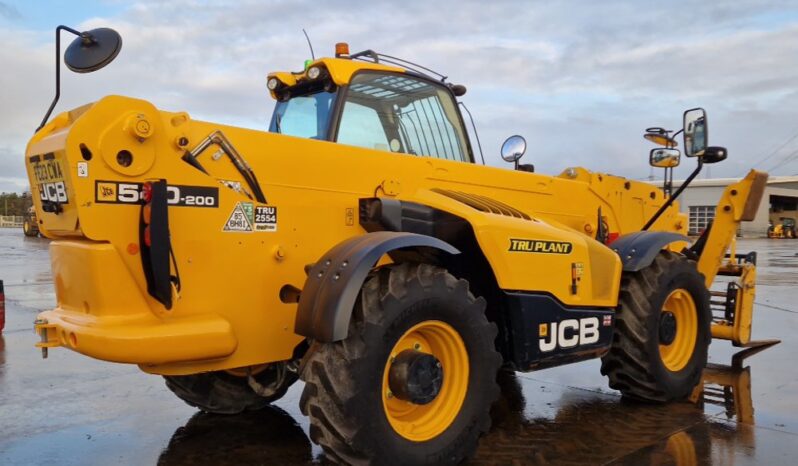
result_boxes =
[2,0,798,192]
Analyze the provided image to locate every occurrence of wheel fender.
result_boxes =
[295,231,460,342]
[611,231,689,272]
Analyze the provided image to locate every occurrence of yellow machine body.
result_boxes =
[25,57,756,375]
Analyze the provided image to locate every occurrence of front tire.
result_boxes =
[300,263,502,465]
[601,251,711,402]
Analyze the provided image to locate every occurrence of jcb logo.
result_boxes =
[39,181,68,203]
[539,317,599,352]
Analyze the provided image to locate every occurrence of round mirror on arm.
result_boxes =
[64,28,123,73]
[643,127,677,148]
[501,135,527,163]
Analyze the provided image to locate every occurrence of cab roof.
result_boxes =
[266,57,405,100]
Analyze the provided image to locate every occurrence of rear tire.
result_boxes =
[600,251,711,402]
[299,263,502,465]
[164,364,297,414]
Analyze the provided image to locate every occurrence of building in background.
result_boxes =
[666,176,798,237]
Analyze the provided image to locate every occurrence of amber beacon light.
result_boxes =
[335,42,349,57]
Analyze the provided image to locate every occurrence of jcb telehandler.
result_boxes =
[27,27,770,465]
[768,218,796,238]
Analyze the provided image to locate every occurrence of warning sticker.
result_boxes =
[254,206,277,232]
[223,203,277,232]
[223,202,254,232]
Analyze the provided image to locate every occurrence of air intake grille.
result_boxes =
[432,189,531,220]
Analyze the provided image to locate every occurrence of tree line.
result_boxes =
[0,192,33,216]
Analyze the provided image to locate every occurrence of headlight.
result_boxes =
[307,66,321,79]
[267,77,280,90]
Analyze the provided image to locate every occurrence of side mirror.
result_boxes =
[683,108,707,157]
[650,148,681,168]
[702,146,727,164]
[501,135,526,164]
[644,127,677,147]
[64,27,123,73]
[37,25,123,131]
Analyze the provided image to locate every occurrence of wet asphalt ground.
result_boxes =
[0,228,796,465]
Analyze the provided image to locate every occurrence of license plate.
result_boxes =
[32,155,69,204]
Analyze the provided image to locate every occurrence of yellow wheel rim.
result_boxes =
[382,320,469,442]
[659,289,697,372]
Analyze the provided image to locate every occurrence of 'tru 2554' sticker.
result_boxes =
[95,181,219,207]
[223,202,277,232]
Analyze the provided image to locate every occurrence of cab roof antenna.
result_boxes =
[302,29,315,61]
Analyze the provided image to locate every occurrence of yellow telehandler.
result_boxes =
[26,27,771,465]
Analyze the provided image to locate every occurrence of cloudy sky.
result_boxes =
[2,0,798,193]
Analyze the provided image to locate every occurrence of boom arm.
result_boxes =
[696,170,767,286]
[694,170,768,346]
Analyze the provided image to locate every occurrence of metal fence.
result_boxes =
[0,216,23,228]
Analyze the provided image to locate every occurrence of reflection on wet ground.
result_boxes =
[477,370,710,465]
[473,344,786,465]
[1,231,796,465]
[158,408,313,465]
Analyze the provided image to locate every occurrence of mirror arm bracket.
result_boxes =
[642,158,703,231]
[36,25,87,132]
[663,166,673,197]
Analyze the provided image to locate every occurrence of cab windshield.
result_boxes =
[269,90,336,140]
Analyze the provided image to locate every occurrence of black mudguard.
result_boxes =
[295,231,459,342]
[611,231,689,272]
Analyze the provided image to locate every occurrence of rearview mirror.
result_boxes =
[64,28,123,73]
[683,108,707,157]
[501,135,526,163]
[37,26,123,132]
[650,148,681,168]
[644,127,677,147]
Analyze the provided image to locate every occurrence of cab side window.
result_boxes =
[336,73,471,162]
[336,101,390,151]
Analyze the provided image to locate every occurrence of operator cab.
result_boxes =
[267,46,474,163]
